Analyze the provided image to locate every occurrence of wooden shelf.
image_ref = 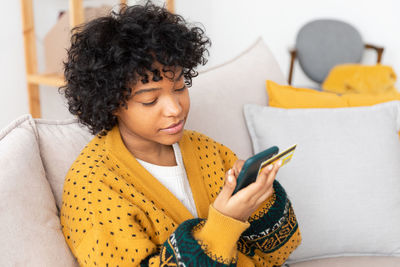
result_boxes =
[27,73,65,87]
[21,0,175,118]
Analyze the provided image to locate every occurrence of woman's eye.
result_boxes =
[175,85,187,92]
[142,99,157,106]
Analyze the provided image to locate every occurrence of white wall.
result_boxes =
[176,0,400,88]
[1,0,399,129]
[0,0,28,129]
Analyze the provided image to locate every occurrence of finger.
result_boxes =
[232,160,245,177]
[234,161,279,201]
[244,164,274,200]
[265,160,281,186]
[255,187,275,207]
[250,161,280,201]
[256,163,274,185]
[219,169,237,200]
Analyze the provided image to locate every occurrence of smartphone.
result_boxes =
[233,144,297,195]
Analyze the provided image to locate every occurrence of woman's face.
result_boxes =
[115,66,190,147]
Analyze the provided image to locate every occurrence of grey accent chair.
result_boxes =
[288,19,384,85]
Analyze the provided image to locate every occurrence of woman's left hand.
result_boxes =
[213,159,280,222]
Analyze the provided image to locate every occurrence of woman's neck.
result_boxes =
[118,126,177,166]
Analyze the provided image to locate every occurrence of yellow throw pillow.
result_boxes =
[322,64,397,94]
[266,80,400,109]
[267,81,346,108]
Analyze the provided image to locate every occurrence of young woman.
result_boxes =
[59,2,301,266]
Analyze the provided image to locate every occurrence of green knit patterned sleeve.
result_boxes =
[143,218,236,267]
[237,180,302,266]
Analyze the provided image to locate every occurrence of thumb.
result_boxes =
[220,169,236,199]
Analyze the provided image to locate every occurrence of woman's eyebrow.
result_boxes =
[133,71,183,95]
[133,88,161,96]
[175,71,184,81]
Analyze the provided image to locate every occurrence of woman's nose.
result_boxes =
[163,95,182,116]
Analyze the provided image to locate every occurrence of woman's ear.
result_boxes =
[112,109,120,117]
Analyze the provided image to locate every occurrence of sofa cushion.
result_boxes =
[291,256,400,267]
[243,101,400,263]
[36,118,93,210]
[186,37,286,159]
[0,114,78,266]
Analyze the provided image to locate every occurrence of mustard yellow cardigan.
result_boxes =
[60,125,301,266]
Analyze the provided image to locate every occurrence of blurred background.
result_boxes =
[1,0,399,129]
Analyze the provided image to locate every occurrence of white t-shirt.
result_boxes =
[136,143,198,217]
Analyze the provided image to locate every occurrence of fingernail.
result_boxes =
[268,164,273,170]
[277,160,282,166]
[228,168,233,175]
[228,175,233,184]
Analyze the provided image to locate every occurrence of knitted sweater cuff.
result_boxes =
[192,204,250,263]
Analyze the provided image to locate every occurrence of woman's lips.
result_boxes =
[160,120,184,134]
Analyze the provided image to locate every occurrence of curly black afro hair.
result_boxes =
[59,1,210,136]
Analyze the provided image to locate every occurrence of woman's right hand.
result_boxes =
[213,160,281,222]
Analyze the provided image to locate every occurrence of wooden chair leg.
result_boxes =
[376,47,384,64]
[365,44,384,64]
[288,49,297,85]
